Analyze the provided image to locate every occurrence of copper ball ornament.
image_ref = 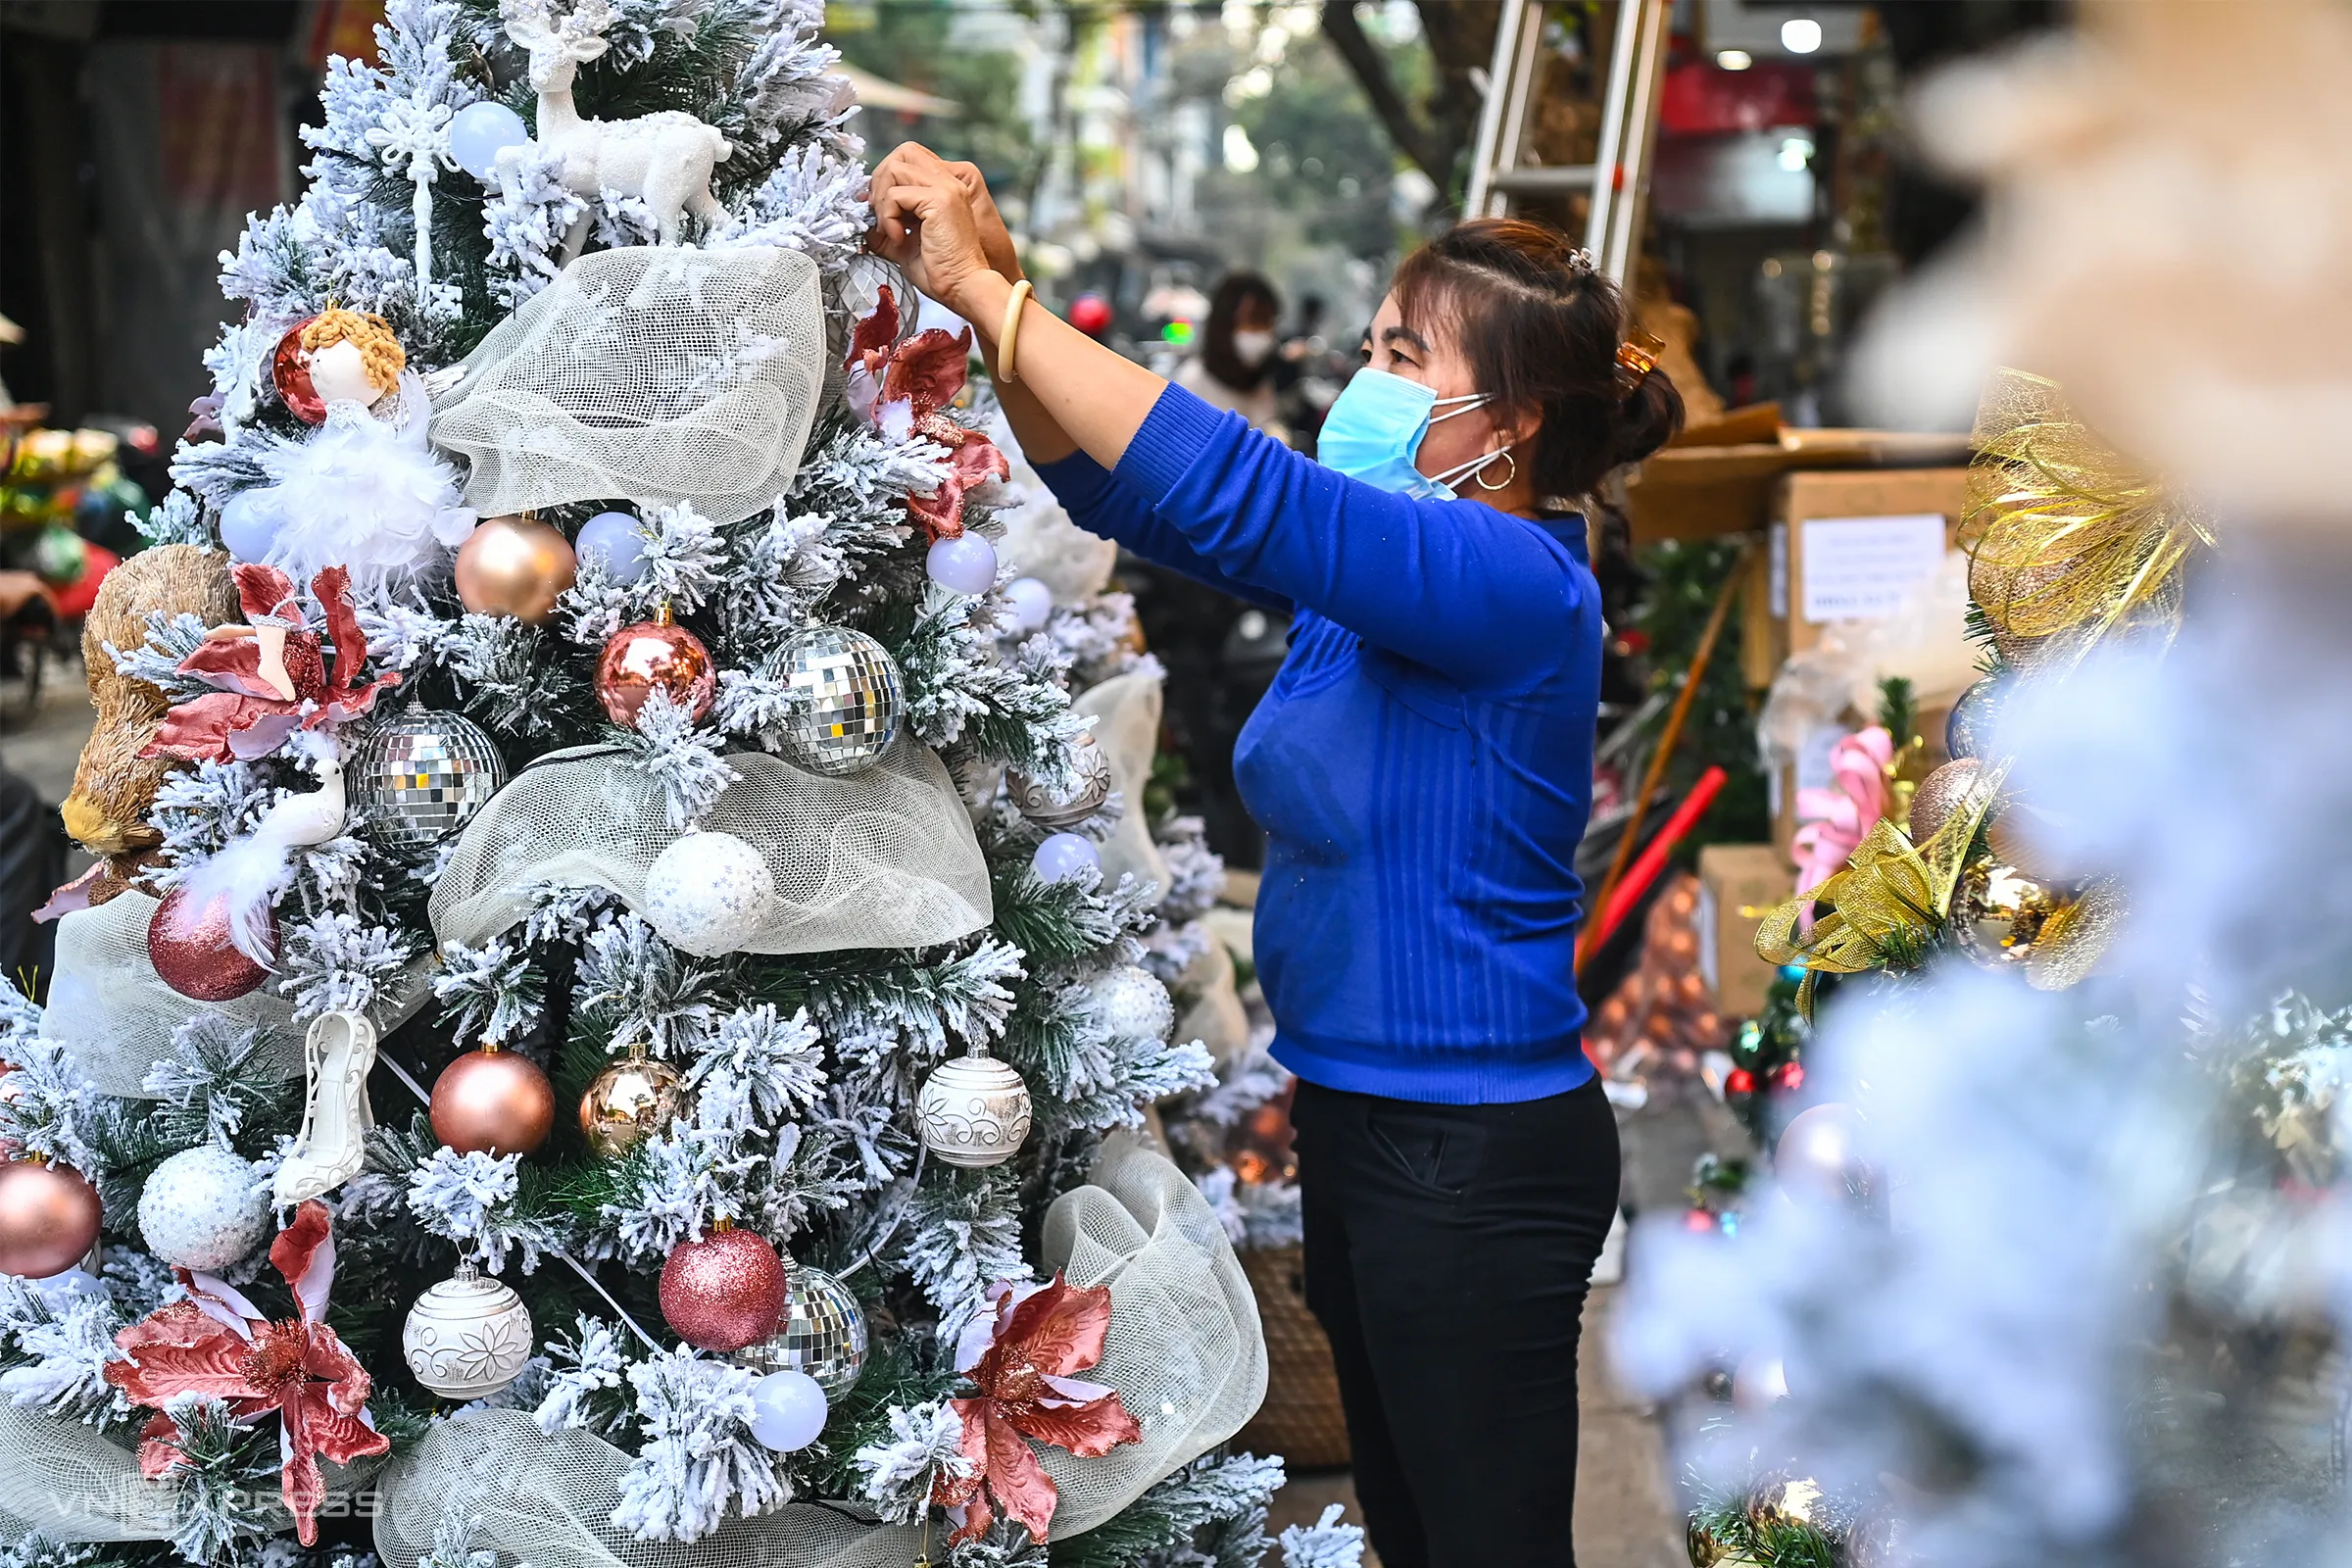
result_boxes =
[660,1225,789,1351]
[272,320,327,424]
[429,1044,556,1156]
[0,1158,102,1279]
[1907,758,1994,847]
[595,613,716,727]
[578,1046,686,1158]
[148,885,271,1002]
[454,514,576,623]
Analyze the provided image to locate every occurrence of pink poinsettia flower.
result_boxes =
[143,563,397,762]
[845,285,1009,541]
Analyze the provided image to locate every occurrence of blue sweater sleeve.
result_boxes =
[1033,448,1289,611]
[1112,382,1584,687]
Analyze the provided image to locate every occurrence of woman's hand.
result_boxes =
[872,144,1022,282]
[869,150,1001,316]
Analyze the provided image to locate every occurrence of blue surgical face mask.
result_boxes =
[1316,368,1506,501]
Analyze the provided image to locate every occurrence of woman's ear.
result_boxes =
[1494,400,1543,453]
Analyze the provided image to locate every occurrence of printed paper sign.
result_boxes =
[1799,513,1947,623]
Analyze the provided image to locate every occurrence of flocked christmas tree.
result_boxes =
[0,5,1359,1567]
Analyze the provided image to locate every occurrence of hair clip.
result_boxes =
[1566,247,1598,278]
[1613,330,1664,397]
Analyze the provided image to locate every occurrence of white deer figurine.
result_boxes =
[502,0,732,250]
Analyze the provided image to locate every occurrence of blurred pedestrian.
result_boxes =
[872,144,1686,1568]
[1176,271,1283,432]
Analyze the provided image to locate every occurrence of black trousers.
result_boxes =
[1291,1075,1621,1568]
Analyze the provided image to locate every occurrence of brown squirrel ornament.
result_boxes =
[61,544,240,887]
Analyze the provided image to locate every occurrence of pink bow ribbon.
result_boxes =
[1790,726,1894,894]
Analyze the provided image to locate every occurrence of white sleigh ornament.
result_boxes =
[503,0,731,250]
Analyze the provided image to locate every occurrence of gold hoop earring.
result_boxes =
[1474,450,1517,491]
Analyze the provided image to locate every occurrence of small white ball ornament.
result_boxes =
[448,100,532,180]
[747,1368,829,1451]
[1032,832,1100,885]
[1089,963,1176,1043]
[642,831,775,956]
[916,1047,1033,1169]
[138,1146,270,1271]
[1003,576,1054,632]
[404,1262,534,1399]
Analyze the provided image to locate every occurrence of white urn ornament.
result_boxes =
[915,1046,1032,1169]
[403,1262,534,1399]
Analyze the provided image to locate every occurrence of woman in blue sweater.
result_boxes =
[872,146,1683,1566]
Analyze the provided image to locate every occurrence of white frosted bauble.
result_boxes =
[747,1368,829,1451]
[403,1264,534,1399]
[642,832,775,956]
[138,1146,270,1271]
[1089,963,1175,1043]
[308,338,376,407]
[916,1052,1032,1169]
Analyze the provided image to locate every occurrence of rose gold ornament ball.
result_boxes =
[596,617,716,726]
[149,885,272,1002]
[659,1226,789,1351]
[272,320,326,423]
[455,514,577,624]
[0,1158,102,1279]
[429,1046,556,1156]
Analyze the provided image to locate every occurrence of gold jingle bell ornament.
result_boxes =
[455,513,576,623]
[579,1042,686,1158]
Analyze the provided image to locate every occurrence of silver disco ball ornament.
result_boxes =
[348,705,508,848]
[735,1261,869,1400]
[779,625,903,776]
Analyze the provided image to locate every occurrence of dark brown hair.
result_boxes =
[1200,271,1282,393]
[1390,217,1684,501]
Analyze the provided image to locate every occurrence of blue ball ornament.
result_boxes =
[449,101,532,181]
[926,533,999,597]
[748,1368,828,1451]
[576,510,650,584]
[1033,832,1100,885]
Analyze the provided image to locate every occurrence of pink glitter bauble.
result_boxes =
[659,1227,788,1351]
[148,886,271,1003]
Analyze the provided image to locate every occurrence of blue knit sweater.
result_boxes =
[1036,384,1600,1104]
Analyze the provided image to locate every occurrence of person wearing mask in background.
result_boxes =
[868,143,1686,1568]
[1177,271,1284,434]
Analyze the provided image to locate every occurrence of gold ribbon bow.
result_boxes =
[1755,772,1999,1016]
[1963,368,2213,674]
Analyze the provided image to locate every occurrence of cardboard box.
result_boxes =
[1768,468,1969,660]
[1695,844,1795,1018]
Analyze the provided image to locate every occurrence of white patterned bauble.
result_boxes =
[403,1263,534,1399]
[1088,963,1175,1043]
[1006,734,1112,830]
[642,831,775,956]
[137,1145,270,1271]
[916,1050,1032,1169]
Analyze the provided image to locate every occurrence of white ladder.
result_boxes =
[1463,0,1675,285]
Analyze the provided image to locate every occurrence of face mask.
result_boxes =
[1316,368,1507,501]
[1230,329,1276,367]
